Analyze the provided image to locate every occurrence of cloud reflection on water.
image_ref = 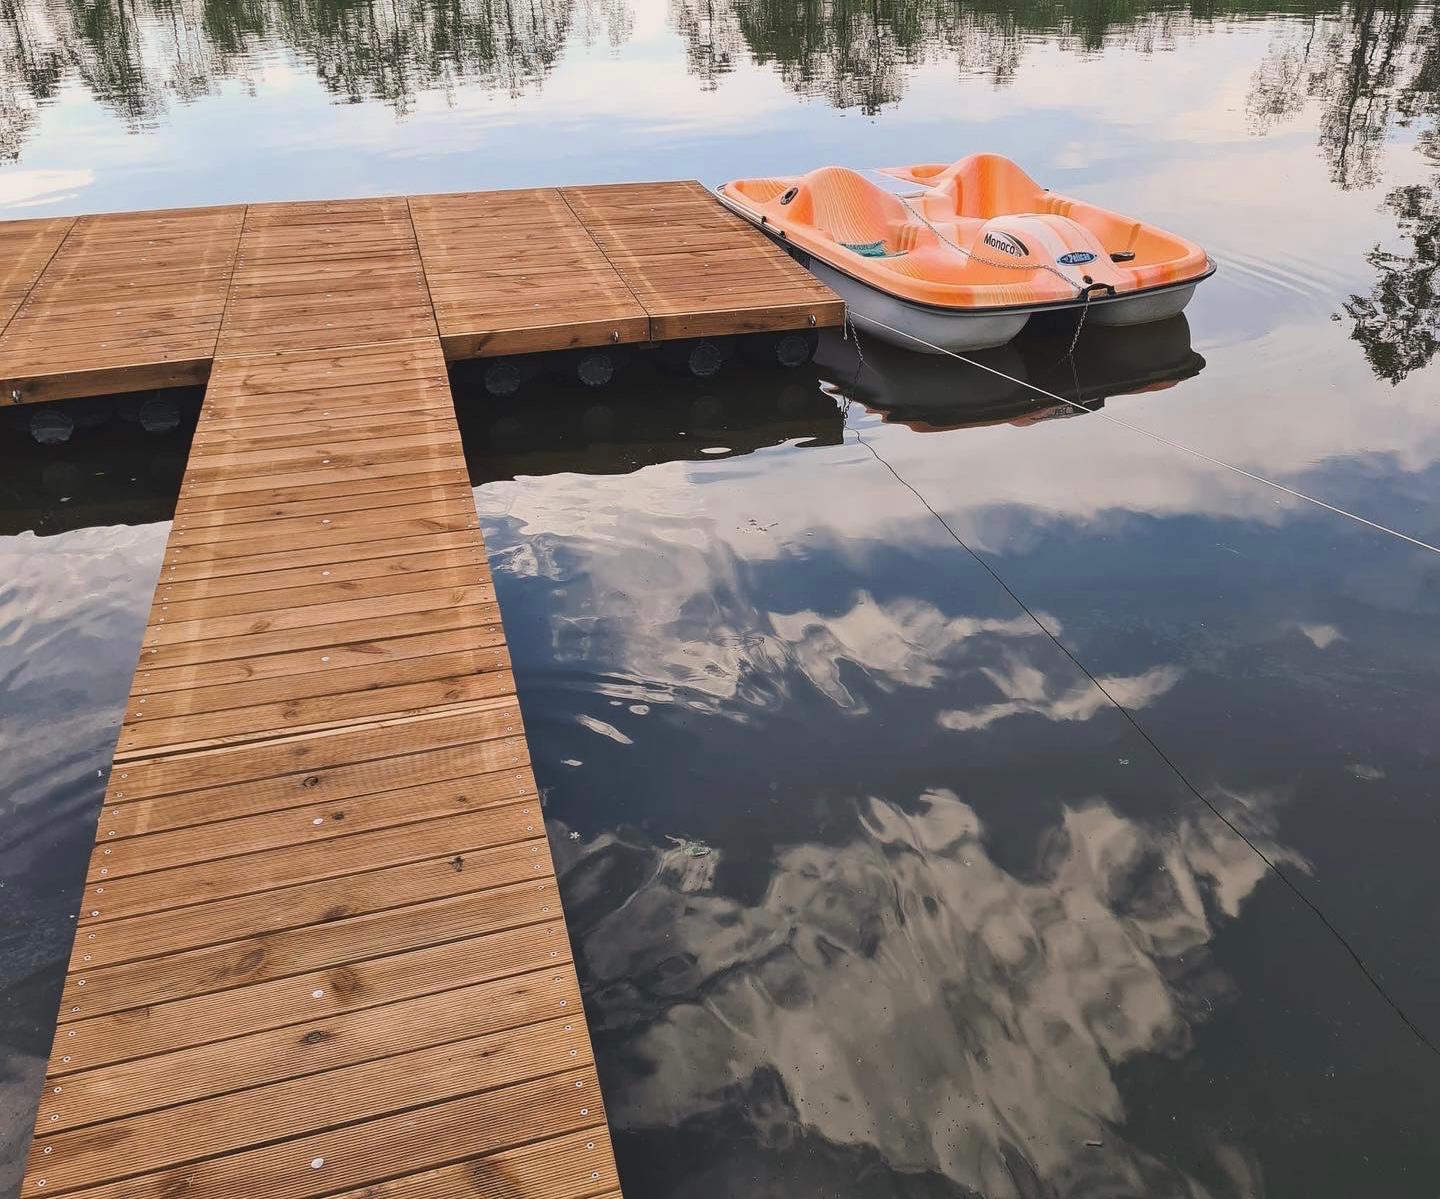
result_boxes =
[476,429,1310,1194]
[559,783,1295,1197]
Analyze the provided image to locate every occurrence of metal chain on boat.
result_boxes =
[843,304,867,368]
[841,303,866,412]
[1066,284,1094,358]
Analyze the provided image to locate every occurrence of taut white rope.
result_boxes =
[851,310,1440,558]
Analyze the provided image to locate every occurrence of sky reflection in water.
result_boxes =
[462,333,1440,1193]
[2,0,1440,1196]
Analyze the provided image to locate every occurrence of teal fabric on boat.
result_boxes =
[841,240,905,258]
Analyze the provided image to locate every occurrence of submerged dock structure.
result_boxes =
[4,185,841,1198]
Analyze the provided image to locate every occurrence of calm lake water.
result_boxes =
[3,1,1440,1195]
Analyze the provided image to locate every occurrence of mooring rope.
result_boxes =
[835,311,1440,1057]
[847,310,1440,557]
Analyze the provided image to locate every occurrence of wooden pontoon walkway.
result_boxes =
[14,188,839,1198]
[0,181,841,404]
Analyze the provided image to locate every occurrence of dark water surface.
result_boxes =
[4,1,1440,1196]
[457,324,1440,1197]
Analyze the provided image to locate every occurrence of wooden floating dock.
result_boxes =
[0,181,841,404]
[12,186,841,1198]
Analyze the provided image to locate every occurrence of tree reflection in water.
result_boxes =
[1,1,1432,153]
[1346,175,1440,382]
[0,0,632,151]
[1340,14,1439,381]
[670,0,1026,111]
[1247,2,1433,189]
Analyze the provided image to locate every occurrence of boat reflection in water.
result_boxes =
[815,314,1205,433]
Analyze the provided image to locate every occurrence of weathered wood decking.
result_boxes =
[15,185,840,1197]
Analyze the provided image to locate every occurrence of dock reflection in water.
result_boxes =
[453,362,845,482]
[0,391,202,537]
[460,323,1440,1197]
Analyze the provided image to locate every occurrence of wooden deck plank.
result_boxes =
[152,559,487,616]
[85,811,544,944]
[171,484,478,534]
[0,358,216,404]
[37,989,584,1137]
[181,438,469,481]
[152,547,489,604]
[59,876,562,1017]
[117,669,517,754]
[160,520,485,572]
[320,1131,620,1199]
[195,394,459,431]
[107,702,522,800]
[106,733,529,834]
[26,1068,605,1199]
[36,1019,589,1186]
[83,799,541,918]
[0,217,76,331]
[133,603,502,674]
[144,579,492,642]
[108,750,527,862]
[194,403,455,436]
[50,920,573,1075]
[178,462,473,507]
[128,625,510,699]
[218,198,436,360]
[166,498,481,553]
[157,522,478,580]
[127,639,506,712]
[181,431,464,476]
[120,668,512,750]
[151,564,492,616]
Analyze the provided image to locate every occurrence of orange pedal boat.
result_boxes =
[717,154,1214,353]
